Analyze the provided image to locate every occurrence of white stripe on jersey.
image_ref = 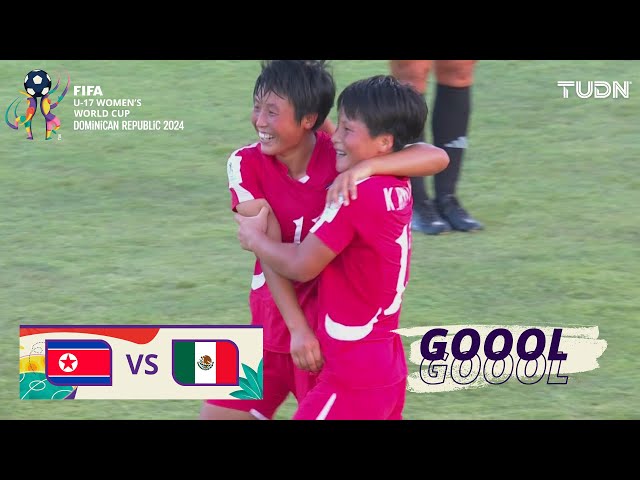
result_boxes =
[251,272,265,290]
[227,146,256,203]
[249,408,269,420]
[325,309,381,341]
[311,176,373,232]
[315,393,337,420]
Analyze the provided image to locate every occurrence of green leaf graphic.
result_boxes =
[228,358,263,400]
[229,390,256,400]
[242,363,262,398]
[239,377,261,399]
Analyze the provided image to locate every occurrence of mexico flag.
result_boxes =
[172,340,239,386]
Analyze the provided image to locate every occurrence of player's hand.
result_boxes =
[325,162,371,207]
[235,206,269,251]
[290,325,324,373]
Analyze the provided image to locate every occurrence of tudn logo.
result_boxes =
[197,355,214,371]
[5,69,71,140]
[557,81,631,99]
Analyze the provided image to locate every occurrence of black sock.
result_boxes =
[432,84,471,201]
[410,131,429,204]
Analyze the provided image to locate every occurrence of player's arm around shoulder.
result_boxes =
[365,142,450,178]
[325,143,449,207]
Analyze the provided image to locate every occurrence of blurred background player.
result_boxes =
[201,61,449,420]
[389,60,483,234]
[235,75,448,419]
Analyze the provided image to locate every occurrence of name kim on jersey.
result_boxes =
[384,186,411,212]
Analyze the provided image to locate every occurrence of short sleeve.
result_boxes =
[309,200,356,255]
[227,146,264,211]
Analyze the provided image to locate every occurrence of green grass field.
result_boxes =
[2,60,639,419]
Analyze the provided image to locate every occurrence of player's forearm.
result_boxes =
[261,264,312,334]
[365,143,450,177]
[251,234,310,283]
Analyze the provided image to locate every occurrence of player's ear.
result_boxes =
[302,113,318,130]
[378,133,394,153]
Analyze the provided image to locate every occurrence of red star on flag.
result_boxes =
[59,353,77,371]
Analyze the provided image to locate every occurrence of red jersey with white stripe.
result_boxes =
[227,131,337,353]
[310,175,413,388]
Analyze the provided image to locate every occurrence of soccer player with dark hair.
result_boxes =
[235,75,449,419]
[200,61,449,420]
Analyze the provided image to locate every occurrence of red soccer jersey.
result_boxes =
[310,175,413,389]
[227,131,337,353]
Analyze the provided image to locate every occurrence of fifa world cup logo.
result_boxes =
[5,69,70,140]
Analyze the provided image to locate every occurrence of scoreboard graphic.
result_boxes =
[19,325,263,400]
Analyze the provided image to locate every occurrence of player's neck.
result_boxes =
[276,132,317,180]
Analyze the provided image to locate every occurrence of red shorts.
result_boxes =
[292,376,407,420]
[207,349,317,419]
